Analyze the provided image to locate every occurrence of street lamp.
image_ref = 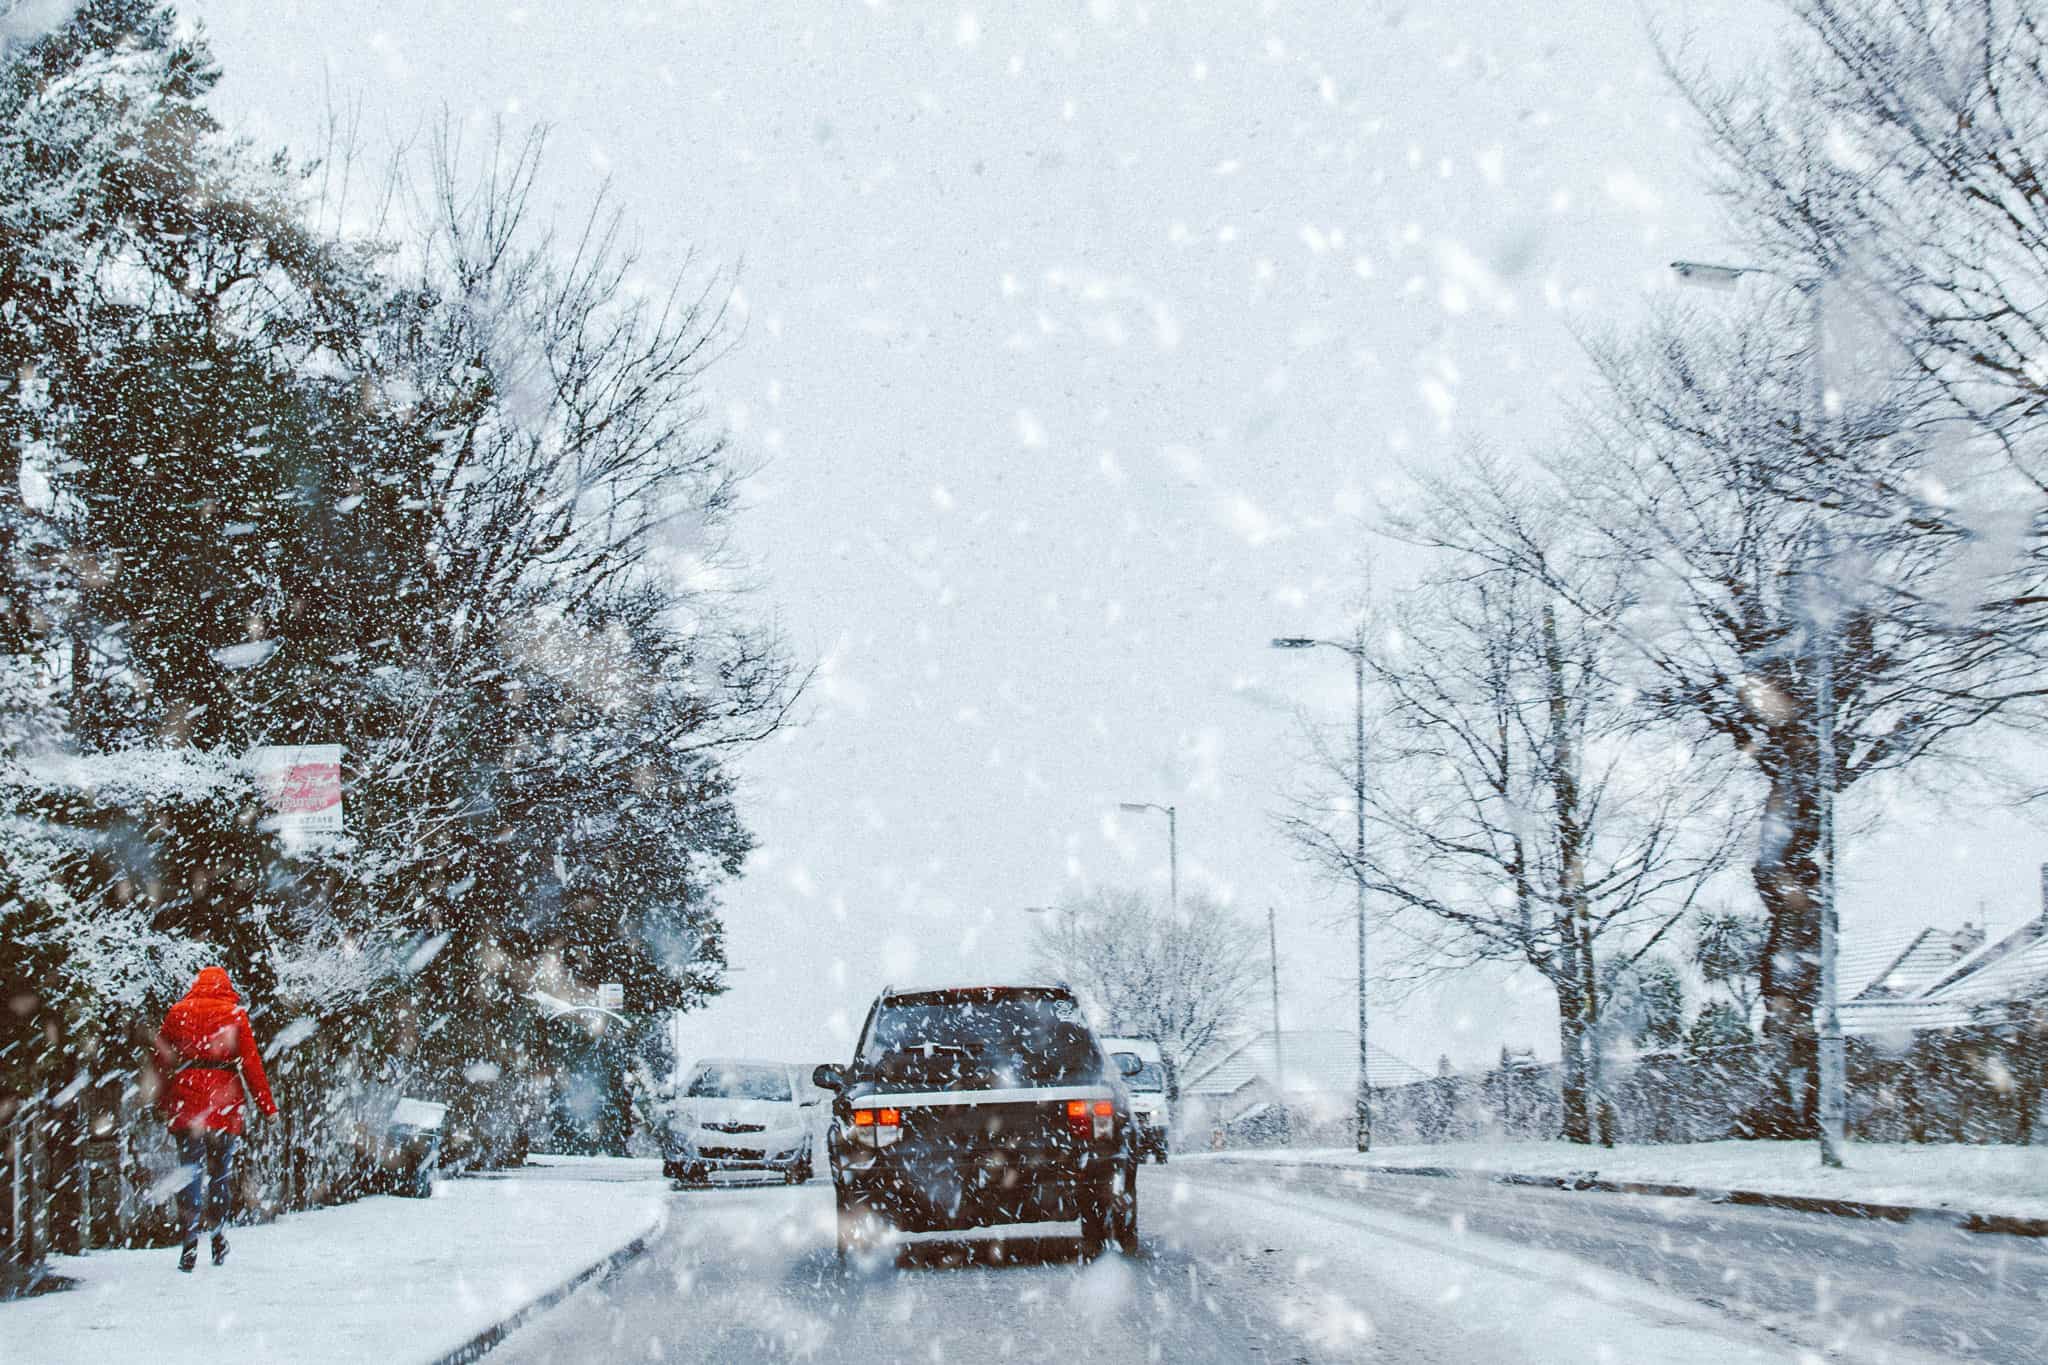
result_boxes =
[1019,904,1074,930]
[1117,802,1178,917]
[1270,631,1372,1153]
[1673,257,1845,1170]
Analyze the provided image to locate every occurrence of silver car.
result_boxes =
[663,1058,818,1185]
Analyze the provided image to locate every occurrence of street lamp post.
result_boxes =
[1117,802,1178,917]
[1271,630,1372,1152]
[1267,904,1285,1090]
[1673,258,1845,1169]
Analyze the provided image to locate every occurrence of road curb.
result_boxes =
[427,1210,666,1365]
[1208,1155,2048,1238]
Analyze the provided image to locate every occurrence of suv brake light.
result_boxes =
[850,1106,901,1149]
[1065,1098,1114,1141]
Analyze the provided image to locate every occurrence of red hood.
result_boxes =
[163,966,246,1061]
[181,966,241,1006]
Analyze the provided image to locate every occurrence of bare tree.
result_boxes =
[1403,300,2043,1135]
[336,120,807,918]
[1671,0,2048,629]
[1280,542,1738,1143]
[1031,888,1262,1099]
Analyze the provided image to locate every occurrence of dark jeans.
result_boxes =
[175,1131,238,1246]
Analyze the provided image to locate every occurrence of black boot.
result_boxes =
[210,1232,229,1266]
[178,1242,197,1273]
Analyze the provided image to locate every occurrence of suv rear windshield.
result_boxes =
[686,1064,792,1101]
[860,988,1098,1088]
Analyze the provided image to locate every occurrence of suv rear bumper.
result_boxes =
[834,1146,1118,1232]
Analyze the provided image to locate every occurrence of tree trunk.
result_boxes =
[2015,1001,2041,1147]
[1557,980,1590,1143]
[1579,912,1613,1146]
[1748,753,1823,1139]
[1543,604,1597,1145]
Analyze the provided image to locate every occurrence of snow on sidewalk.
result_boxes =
[1203,1139,2048,1220]
[0,1155,668,1365]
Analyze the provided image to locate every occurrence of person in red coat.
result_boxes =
[154,966,277,1272]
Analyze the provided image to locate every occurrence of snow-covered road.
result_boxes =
[1215,1158,2048,1363]
[482,1160,1955,1364]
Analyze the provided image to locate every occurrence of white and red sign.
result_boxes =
[250,744,345,833]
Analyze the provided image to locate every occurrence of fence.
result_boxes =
[3,1026,577,1296]
[1,1078,190,1292]
[2,1047,411,1295]
[1370,1025,2046,1148]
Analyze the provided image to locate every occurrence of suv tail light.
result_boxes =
[1065,1098,1114,1141]
[849,1106,900,1149]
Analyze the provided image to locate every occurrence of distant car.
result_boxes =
[814,982,1141,1259]
[663,1058,816,1185]
[1101,1037,1169,1163]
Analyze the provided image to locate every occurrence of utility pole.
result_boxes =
[1270,627,1372,1151]
[1352,636,1371,1151]
[1117,802,1178,917]
[1167,805,1178,917]
[1267,905,1285,1087]
[1809,277,1845,1170]
[1673,257,1846,1169]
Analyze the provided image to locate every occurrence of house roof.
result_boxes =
[1841,918,2048,1036]
[1185,1030,1431,1097]
[1845,928,1966,1001]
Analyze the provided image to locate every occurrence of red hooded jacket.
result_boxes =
[155,967,278,1135]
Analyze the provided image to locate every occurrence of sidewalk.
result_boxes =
[0,1155,667,1365]
[1200,1139,2048,1229]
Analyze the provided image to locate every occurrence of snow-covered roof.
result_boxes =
[1844,928,1967,1001]
[1185,1030,1431,1097]
[1841,918,2048,1036]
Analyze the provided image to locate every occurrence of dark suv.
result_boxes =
[813,982,1140,1259]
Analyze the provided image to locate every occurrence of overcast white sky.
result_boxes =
[188,0,2048,1073]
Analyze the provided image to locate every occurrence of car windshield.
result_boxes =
[685,1064,791,1102]
[1123,1060,1166,1093]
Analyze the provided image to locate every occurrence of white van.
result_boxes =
[1101,1036,1169,1162]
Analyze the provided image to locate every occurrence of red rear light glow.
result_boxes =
[1065,1096,1108,1141]
[1092,1101,1113,1116]
[849,1105,900,1150]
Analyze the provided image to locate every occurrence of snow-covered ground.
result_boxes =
[1203,1140,2048,1220]
[0,1156,667,1365]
